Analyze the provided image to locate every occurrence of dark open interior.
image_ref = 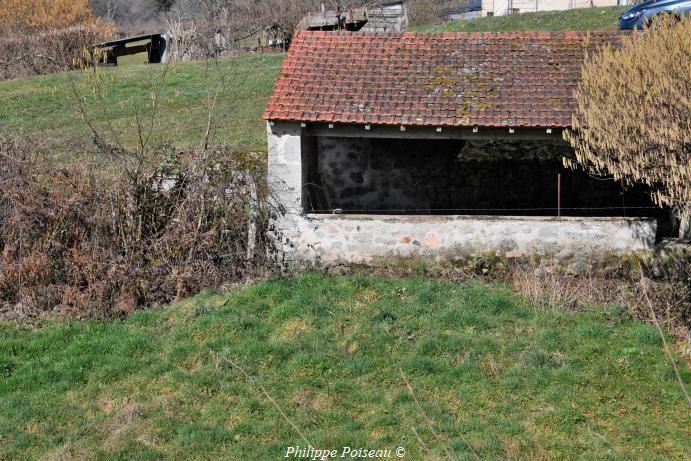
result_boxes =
[302,136,676,238]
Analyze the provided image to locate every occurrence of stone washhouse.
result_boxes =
[264,30,675,267]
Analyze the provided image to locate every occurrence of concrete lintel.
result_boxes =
[304,214,655,224]
[297,122,563,140]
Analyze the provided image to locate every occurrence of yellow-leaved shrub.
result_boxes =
[564,18,690,225]
[0,0,109,36]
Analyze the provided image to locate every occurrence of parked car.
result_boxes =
[445,0,483,22]
[619,0,691,29]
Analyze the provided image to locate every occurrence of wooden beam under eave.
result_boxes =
[301,123,565,141]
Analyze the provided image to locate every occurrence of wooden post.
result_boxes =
[246,172,258,263]
[557,173,561,217]
[680,206,690,241]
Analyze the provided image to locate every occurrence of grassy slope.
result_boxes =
[0,53,284,152]
[1,275,689,460]
[414,6,627,32]
[0,7,626,153]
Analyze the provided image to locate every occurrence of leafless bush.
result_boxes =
[0,0,108,37]
[0,136,281,319]
[508,260,690,337]
[0,26,106,80]
[166,1,409,59]
[407,0,460,26]
[352,256,689,338]
[91,0,166,29]
[0,24,284,321]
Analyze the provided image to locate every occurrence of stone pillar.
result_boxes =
[267,122,302,214]
[160,34,171,64]
[679,206,690,241]
[267,121,304,260]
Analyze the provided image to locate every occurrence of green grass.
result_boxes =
[413,6,628,32]
[0,53,284,152]
[1,274,688,459]
[117,40,154,66]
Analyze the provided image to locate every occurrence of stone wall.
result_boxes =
[360,1,409,32]
[310,137,662,220]
[291,214,657,266]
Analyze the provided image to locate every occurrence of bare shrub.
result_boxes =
[0,136,280,319]
[0,22,283,320]
[357,257,689,338]
[407,0,460,26]
[0,0,107,36]
[0,0,113,80]
[103,1,165,29]
[508,261,690,338]
[166,1,418,59]
[0,26,108,80]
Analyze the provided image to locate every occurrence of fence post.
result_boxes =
[557,173,561,217]
[246,172,259,262]
[679,205,690,241]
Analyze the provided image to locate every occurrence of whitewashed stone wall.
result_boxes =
[288,214,656,266]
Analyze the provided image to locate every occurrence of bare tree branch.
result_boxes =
[218,353,314,448]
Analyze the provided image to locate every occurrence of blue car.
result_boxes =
[619,0,691,29]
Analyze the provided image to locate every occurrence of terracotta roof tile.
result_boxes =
[264,30,627,128]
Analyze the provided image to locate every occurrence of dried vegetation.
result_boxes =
[0,136,278,319]
[0,0,113,80]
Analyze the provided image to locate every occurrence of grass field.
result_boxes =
[1,275,689,460]
[0,7,629,154]
[0,53,284,152]
[414,6,627,32]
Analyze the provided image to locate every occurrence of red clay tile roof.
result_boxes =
[264,30,627,128]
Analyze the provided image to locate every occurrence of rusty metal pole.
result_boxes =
[557,174,561,217]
